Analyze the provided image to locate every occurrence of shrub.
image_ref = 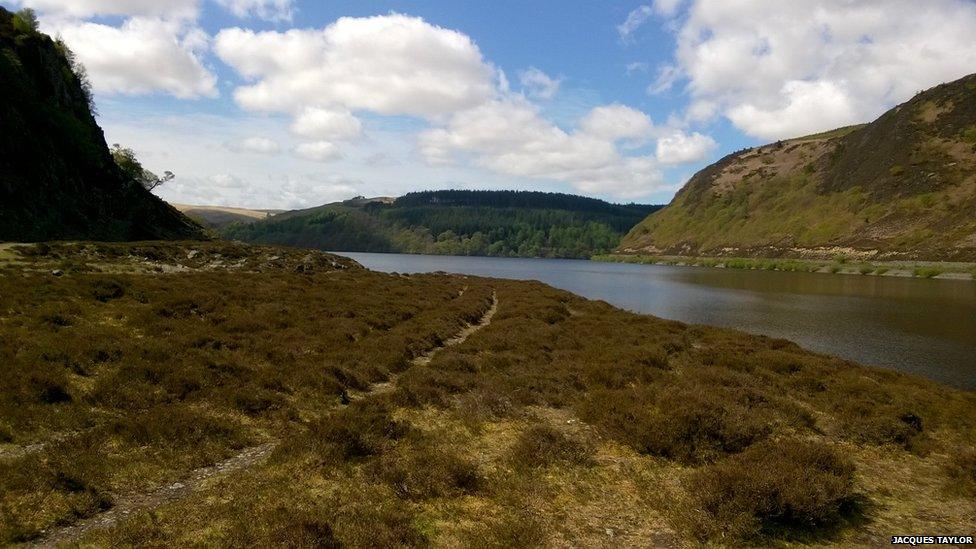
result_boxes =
[222,506,341,548]
[90,278,126,302]
[944,449,976,496]
[11,8,39,34]
[329,486,427,547]
[287,399,409,464]
[838,407,929,453]
[688,439,858,541]
[466,507,547,548]
[578,387,772,464]
[109,406,250,459]
[508,424,595,469]
[962,125,976,144]
[0,438,112,543]
[373,442,481,500]
[913,267,942,278]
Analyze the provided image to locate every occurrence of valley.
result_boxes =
[1,3,975,547]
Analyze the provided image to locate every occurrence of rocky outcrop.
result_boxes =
[0,7,203,242]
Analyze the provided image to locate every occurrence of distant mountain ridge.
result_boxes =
[619,74,976,262]
[0,7,201,242]
[222,190,661,259]
[174,204,283,229]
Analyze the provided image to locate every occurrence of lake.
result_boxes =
[338,252,976,390]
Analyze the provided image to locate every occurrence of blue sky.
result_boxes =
[5,0,976,208]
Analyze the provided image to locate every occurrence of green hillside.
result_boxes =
[619,74,976,262]
[0,8,202,242]
[222,190,661,259]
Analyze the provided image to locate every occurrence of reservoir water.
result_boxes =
[338,252,976,390]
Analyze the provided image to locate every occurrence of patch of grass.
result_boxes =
[913,266,943,278]
[372,439,481,500]
[944,449,976,497]
[508,424,595,469]
[962,125,976,144]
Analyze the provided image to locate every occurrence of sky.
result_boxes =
[4,0,976,209]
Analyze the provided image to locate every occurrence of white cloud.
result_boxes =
[13,0,198,18]
[215,0,294,22]
[647,64,679,94]
[655,130,716,165]
[99,112,353,208]
[419,98,668,198]
[518,67,562,100]
[46,17,217,98]
[290,107,362,141]
[661,0,976,139]
[626,61,649,75]
[579,104,654,142]
[214,14,497,118]
[166,173,357,209]
[229,136,281,154]
[725,80,856,140]
[617,5,653,40]
[294,141,343,162]
[653,0,684,17]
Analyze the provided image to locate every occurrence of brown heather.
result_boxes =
[0,241,974,546]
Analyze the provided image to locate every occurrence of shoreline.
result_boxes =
[593,253,976,281]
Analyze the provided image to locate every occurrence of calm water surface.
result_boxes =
[338,252,976,390]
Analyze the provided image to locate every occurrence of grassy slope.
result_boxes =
[620,74,976,262]
[221,191,661,259]
[1,242,973,546]
[172,204,280,229]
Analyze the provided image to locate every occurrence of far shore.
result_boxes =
[593,253,976,281]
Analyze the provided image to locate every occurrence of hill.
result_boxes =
[0,8,201,242]
[173,204,283,229]
[1,241,973,546]
[619,74,976,262]
[222,190,661,259]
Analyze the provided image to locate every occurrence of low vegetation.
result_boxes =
[1,242,973,546]
[594,253,976,280]
[687,439,859,541]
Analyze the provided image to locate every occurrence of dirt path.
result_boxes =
[0,432,74,461]
[348,291,497,399]
[0,442,47,460]
[27,442,277,547]
[412,291,497,367]
[28,291,499,545]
